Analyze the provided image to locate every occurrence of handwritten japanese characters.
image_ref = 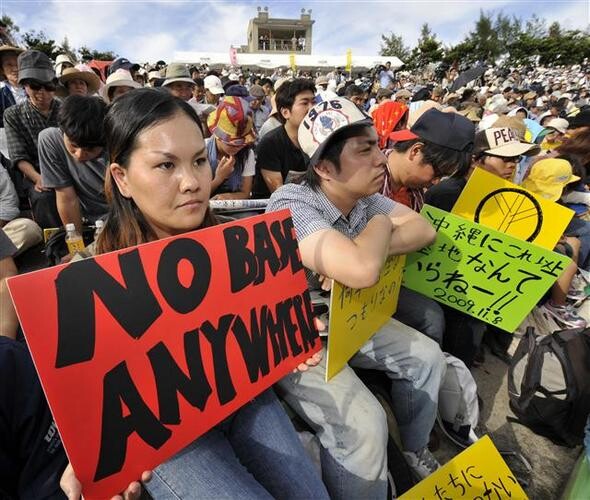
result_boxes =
[403,206,569,332]
[326,254,405,381]
[7,211,321,499]
[452,167,573,250]
[400,435,528,500]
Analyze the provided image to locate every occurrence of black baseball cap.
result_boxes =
[389,108,475,153]
[568,109,590,129]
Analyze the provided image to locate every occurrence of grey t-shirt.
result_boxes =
[39,127,108,222]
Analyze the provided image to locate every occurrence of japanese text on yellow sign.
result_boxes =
[451,167,573,250]
[403,206,569,333]
[400,435,528,499]
[326,255,405,381]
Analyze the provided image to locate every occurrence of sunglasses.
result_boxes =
[486,153,522,163]
[26,81,56,92]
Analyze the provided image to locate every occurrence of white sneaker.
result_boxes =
[403,447,440,480]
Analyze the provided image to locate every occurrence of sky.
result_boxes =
[3,0,590,62]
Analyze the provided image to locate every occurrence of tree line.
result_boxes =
[0,15,118,61]
[380,11,590,69]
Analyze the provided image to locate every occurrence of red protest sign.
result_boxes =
[8,210,320,499]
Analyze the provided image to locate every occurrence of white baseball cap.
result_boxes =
[204,75,224,95]
[298,97,372,166]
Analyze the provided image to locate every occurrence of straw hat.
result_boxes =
[162,63,195,86]
[102,69,141,103]
[59,67,100,94]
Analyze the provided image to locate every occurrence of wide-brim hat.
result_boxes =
[59,67,100,94]
[162,62,195,87]
[17,49,56,84]
[102,69,141,103]
[521,158,580,202]
[207,96,256,146]
[0,45,24,79]
[54,53,76,75]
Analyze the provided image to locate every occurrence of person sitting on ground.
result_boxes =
[380,108,476,345]
[4,50,62,228]
[203,74,224,106]
[0,164,42,254]
[253,78,315,198]
[206,96,256,200]
[89,88,329,499]
[101,69,141,104]
[248,84,270,134]
[38,95,109,232]
[266,97,446,497]
[0,44,25,128]
[58,66,100,98]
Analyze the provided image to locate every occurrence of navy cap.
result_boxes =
[389,108,475,153]
[108,57,138,76]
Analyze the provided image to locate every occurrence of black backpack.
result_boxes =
[508,326,590,446]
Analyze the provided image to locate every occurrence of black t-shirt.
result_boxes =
[424,176,467,212]
[253,125,309,198]
[0,337,67,499]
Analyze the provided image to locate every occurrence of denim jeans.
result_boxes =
[145,389,329,499]
[276,318,446,500]
[565,217,590,270]
[394,286,445,345]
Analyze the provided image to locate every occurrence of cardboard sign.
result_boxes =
[451,167,574,250]
[8,210,321,499]
[326,255,405,381]
[400,435,528,499]
[403,206,569,332]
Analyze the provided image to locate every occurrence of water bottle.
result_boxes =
[94,219,104,241]
[65,223,85,256]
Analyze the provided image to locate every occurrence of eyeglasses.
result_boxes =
[486,153,522,163]
[26,81,56,92]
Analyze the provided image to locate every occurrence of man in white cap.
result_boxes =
[266,97,445,498]
[203,74,224,105]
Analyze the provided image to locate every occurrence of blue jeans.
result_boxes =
[276,318,446,500]
[394,286,445,345]
[146,389,329,499]
[566,217,590,270]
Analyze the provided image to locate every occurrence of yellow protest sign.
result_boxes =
[326,254,405,381]
[400,435,528,500]
[451,167,573,250]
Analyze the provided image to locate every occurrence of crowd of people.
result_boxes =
[0,42,589,499]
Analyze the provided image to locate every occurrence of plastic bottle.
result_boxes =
[94,219,104,241]
[65,223,85,256]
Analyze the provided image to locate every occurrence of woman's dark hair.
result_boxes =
[275,78,316,124]
[97,88,215,254]
[557,127,590,175]
[392,138,472,178]
[59,95,107,148]
[304,124,373,190]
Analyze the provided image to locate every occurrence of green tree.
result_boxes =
[22,30,59,59]
[408,23,443,69]
[379,32,411,62]
[525,14,547,38]
[78,46,117,61]
[58,36,77,62]
[0,15,20,45]
[467,10,501,63]
[548,21,561,38]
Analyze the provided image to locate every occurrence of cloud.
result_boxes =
[4,0,589,63]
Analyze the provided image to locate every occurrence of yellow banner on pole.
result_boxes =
[346,48,352,73]
[289,53,296,72]
[326,255,405,381]
[400,435,528,499]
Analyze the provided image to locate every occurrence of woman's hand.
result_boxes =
[215,156,235,181]
[60,463,153,500]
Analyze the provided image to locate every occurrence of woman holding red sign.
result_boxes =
[60,89,327,498]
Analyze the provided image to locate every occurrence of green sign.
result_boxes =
[403,205,570,332]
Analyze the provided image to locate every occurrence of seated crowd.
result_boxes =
[1,44,589,499]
